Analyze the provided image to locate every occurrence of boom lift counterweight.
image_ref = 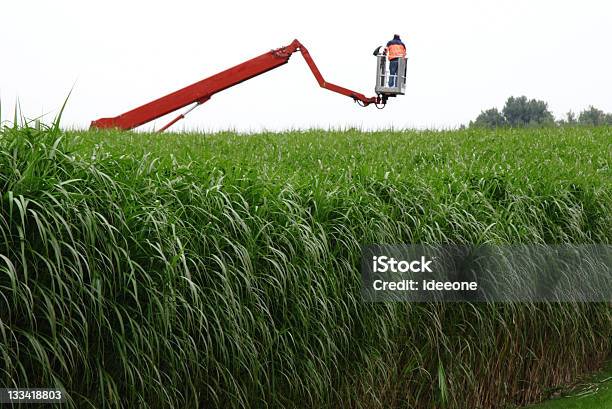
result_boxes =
[90,39,406,131]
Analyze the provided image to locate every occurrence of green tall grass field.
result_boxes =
[0,122,610,408]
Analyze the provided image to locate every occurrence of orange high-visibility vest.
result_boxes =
[387,44,406,60]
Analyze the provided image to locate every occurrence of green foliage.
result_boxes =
[525,361,612,409]
[578,106,612,126]
[502,96,555,127]
[471,96,555,128]
[470,108,506,128]
[0,125,611,409]
[557,111,578,126]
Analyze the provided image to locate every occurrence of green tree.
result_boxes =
[557,111,577,126]
[578,106,607,125]
[502,96,555,127]
[470,98,611,128]
[470,108,507,128]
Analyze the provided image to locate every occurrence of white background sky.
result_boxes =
[1,1,611,132]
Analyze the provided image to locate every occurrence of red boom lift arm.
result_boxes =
[91,39,383,131]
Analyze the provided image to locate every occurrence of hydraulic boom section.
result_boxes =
[91,40,385,131]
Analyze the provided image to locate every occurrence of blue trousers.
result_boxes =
[389,58,399,87]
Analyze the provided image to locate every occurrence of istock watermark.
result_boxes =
[361,245,611,302]
[372,255,433,273]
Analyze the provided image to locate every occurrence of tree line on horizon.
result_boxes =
[469,96,612,128]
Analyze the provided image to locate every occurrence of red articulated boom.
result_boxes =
[90,39,386,132]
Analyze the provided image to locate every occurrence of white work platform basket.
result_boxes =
[375,55,407,96]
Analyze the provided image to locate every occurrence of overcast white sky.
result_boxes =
[1,1,611,131]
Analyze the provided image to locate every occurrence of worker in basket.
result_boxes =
[385,34,406,87]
